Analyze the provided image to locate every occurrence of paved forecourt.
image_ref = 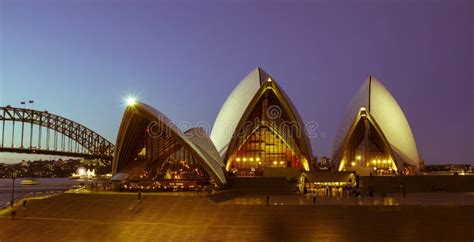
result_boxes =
[1,193,473,241]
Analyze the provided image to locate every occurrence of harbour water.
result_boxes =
[0,178,93,206]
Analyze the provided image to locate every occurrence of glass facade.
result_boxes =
[226,91,306,176]
[340,112,397,175]
[118,121,212,191]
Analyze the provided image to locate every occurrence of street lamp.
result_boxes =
[125,96,137,106]
[11,170,17,208]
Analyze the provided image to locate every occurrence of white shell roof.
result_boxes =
[185,127,224,167]
[210,68,263,156]
[333,77,420,168]
[113,102,227,186]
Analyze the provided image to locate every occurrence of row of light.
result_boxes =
[371,159,392,165]
[236,157,261,162]
[272,161,286,165]
[235,157,286,166]
[349,157,393,166]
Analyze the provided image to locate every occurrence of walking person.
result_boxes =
[138,191,142,201]
[400,183,406,197]
[11,210,16,220]
[22,199,27,209]
[266,195,270,206]
[312,192,316,204]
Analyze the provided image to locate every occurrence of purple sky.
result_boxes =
[0,0,472,164]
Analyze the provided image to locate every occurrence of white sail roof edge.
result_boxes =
[210,68,263,156]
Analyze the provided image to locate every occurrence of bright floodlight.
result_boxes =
[126,96,137,106]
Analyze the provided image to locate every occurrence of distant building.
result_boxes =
[319,156,332,167]
[423,164,473,175]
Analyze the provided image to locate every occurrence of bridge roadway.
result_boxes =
[0,147,113,160]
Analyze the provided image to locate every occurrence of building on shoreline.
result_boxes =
[332,76,421,176]
[110,70,427,192]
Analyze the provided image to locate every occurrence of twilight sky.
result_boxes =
[0,0,472,164]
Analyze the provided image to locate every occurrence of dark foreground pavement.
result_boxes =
[1,193,473,241]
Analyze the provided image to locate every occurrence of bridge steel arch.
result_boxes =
[0,106,114,160]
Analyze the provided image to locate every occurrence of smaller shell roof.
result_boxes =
[112,102,226,186]
[332,76,420,169]
[184,127,224,167]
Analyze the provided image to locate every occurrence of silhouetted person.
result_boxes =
[400,183,406,197]
[312,193,316,204]
[138,191,142,201]
[11,210,16,220]
[266,195,270,206]
[22,199,27,208]
[369,187,374,197]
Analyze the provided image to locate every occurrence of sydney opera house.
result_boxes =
[111,68,421,190]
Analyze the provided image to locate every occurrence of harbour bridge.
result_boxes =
[0,106,115,161]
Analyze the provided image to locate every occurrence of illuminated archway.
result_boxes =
[212,68,313,176]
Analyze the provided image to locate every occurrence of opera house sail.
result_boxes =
[211,68,313,176]
[112,102,226,190]
[332,76,420,176]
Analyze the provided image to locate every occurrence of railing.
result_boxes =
[0,190,64,211]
